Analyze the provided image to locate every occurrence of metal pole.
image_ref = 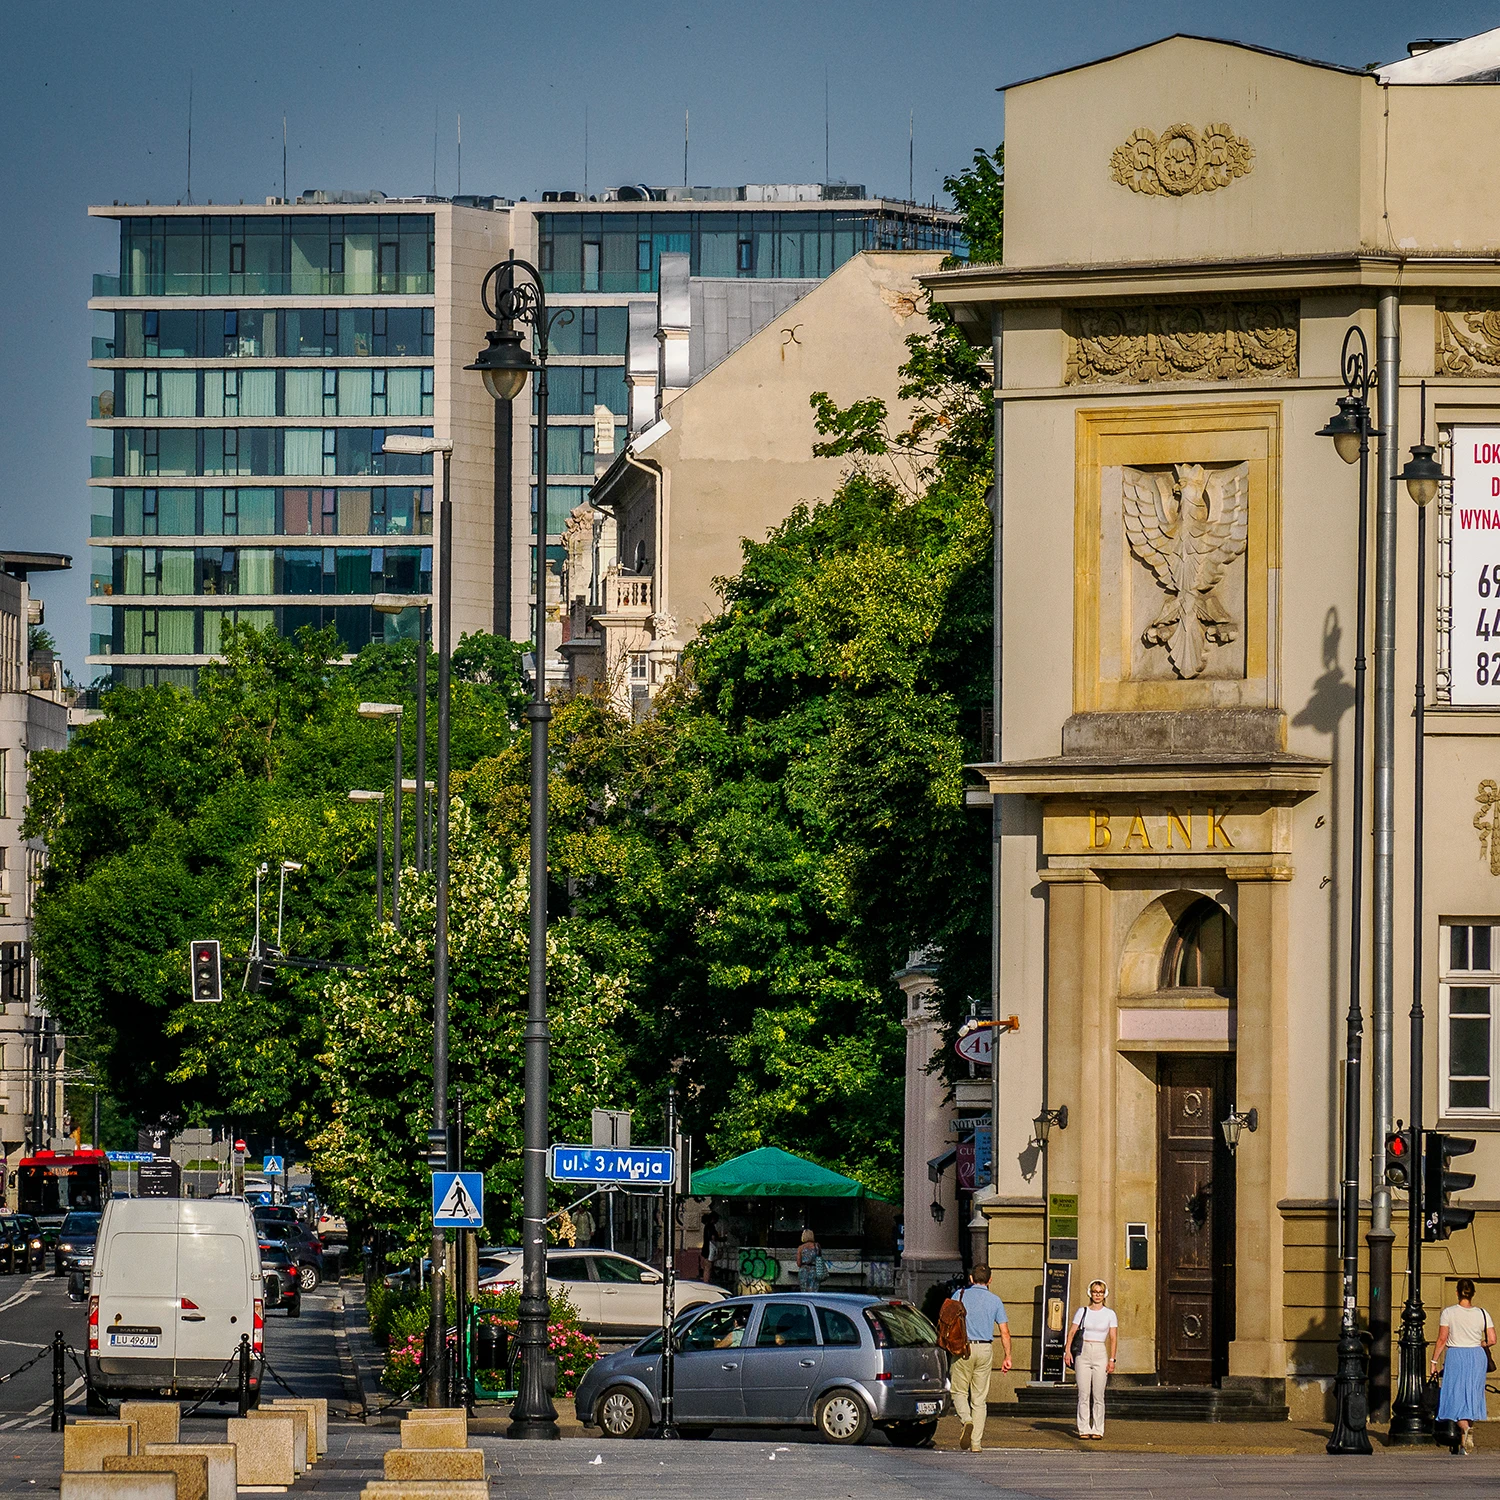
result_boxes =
[51,1330,65,1431]
[510,261,559,1439]
[989,304,1003,1220]
[1329,330,1375,1456]
[1368,291,1400,1420]
[415,605,427,875]
[425,449,453,1410]
[659,1086,678,1438]
[376,798,385,923]
[392,722,403,933]
[1391,396,1433,1444]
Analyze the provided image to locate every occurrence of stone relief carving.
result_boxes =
[1065,302,1298,385]
[1475,780,1500,874]
[1110,123,1254,197]
[1122,463,1250,680]
[1437,298,1500,377]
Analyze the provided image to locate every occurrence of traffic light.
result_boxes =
[1383,1126,1415,1188]
[1424,1130,1476,1241]
[245,946,280,994]
[190,940,222,1003]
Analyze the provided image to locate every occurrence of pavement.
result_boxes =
[2,1273,1498,1495]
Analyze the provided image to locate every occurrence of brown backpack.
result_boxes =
[937,1290,971,1359]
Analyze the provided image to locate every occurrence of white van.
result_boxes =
[87,1198,262,1406]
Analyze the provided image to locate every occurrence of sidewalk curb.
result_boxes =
[331,1278,368,1422]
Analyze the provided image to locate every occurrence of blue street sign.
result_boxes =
[549,1145,675,1185]
[432,1170,485,1228]
[263,1155,284,1176]
[106,1151,156,1163]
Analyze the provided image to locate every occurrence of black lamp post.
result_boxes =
[1389,393,1443,1443]
[1317,325,1381,1456]
[468,258,568,1440]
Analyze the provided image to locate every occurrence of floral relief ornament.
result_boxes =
[1475,780,1500,875]
[1111,123,1255,197]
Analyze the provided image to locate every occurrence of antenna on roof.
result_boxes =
[186,71,194,204]
[433,105,439,196]
[282,115,288,204]
[457,113,462,197]
[684,108,689,190]
[583,104,589,199]
[824,67,830,187]
[908,107,914,208]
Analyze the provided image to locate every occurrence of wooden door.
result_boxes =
[1156,1055,1236,1386]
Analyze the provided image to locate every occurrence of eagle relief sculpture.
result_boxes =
[1122,462,1250,679]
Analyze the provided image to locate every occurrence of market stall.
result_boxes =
[688,1146,896,1293]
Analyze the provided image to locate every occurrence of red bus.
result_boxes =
[17,1147,111,1227]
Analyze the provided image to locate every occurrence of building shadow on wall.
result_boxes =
[1291,607,1356,1206]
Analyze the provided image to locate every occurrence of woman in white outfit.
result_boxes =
[1064,1279,1118,1439]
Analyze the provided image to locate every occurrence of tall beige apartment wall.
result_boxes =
[438,206,514,640]
[655,250,946,638]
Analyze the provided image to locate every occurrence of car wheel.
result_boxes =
[814,1390,871,1445]
[597,1385,649,1439]
[884,1420,938,1448]
[298,1264,320,1291]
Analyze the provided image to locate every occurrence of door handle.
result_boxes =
[180,1314,205,1322]
[721,1362,738,1370]
[799,1359,816,1367]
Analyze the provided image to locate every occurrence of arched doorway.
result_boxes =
[1155,897,1238,1387]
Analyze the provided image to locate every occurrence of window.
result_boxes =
[592,1255,649,1284]
[737,238,753,273]
[630,653,648,683]
[1160,897,1236,995]
[582,241,601,293]
[755,1302,818,1348]
[818,1307,862,1347]
[1442,922,1499,1114]
[679,1304,751,1352]
[547,1256,593,1283]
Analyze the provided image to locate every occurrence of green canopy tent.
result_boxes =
[690,1146,881,1199]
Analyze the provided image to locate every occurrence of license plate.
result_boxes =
[76,1257,94,1268]
[916,1400,943,1416]
[107,1331,159,1349]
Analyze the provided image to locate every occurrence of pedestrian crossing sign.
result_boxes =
[263,1155,284,1176]
[432,1170,484,1228]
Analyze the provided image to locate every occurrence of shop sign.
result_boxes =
[955,1026,992,1065]
[1452,426,1500,705]
[1048,1191,1079,1261]
[1040,1262,1073,1384]
[956,1130,991,1192]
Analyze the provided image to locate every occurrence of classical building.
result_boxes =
[564,249,948,710]
[0,552,73,1191]
[918,29,1500,1421]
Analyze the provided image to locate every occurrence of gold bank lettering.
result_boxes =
[1087,807,1233,851]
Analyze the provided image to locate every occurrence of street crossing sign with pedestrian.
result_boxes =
[263,1155,284,1176]
[549,1145,675,1184]
[432,1170,485,1228]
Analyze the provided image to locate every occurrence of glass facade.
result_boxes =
[110,427,435,478]
[536,209,966,294]
[97,487,432,541]
[117,215,435,296]
[110,306,435,359]
[102,602,411,662]
[107,366,434,419]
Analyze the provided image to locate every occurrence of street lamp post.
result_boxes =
[1390,395,1443,1442]
[1317,325,1381,1456]
[381,434,454,1411]
[467,257,568,1440]
[374,594,433,874]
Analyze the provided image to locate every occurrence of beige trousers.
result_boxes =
[1075,1340,1109,1435]
[950,1340,995,1449]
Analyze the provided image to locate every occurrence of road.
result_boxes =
[0,1264,348,1432]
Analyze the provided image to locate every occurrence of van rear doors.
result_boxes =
[95,1211,178,1367]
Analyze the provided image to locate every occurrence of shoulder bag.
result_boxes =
[1069,1311,1086,1360]
[1486,1310,1495,1375]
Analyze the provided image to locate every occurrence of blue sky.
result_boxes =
[2,0,1494,670]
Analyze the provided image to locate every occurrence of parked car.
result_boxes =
[258,1244,302,1318]
[13,1215,46,1272]
[286,1187,318,1225]
[86,1197,262,1410]
[255,1218,323,1290]
[476,1249,726,1336]
[575,1293,947,1445]
[0,1213,39,1273]
[55,1211,102,1276]
[316,1206,347,1240]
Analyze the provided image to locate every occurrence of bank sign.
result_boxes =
[1453,428,1500,705]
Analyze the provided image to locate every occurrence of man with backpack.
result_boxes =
[938,1265,1012,1453]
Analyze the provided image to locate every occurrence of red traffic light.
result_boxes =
[1391,1135,1407,1157]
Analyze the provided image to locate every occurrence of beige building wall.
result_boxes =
[929,33,1500,1419]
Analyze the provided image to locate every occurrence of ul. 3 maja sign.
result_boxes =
[1452,428,1500,703]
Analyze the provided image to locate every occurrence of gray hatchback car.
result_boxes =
[575,1293,948,1445]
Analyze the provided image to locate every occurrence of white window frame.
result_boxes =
[1439,919,1500,1119]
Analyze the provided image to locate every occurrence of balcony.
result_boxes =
[91,513,115,537]
[92,274,120,298]
[605,572,653,615]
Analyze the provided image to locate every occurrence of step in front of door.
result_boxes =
[1007,1383,1289,1423]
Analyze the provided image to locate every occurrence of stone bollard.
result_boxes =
[360,1484,488,1500]
[144,1444,236,1500]
[383,1449,485,1482]
[118,1404,180,1448]
[63,1421,135,1470]
[268,1397,327,1457]
[398,1415,467,1448]
[104,1453,208,1500]
[60,1475,176,1500]
[245,1407,308,1472]
[226,1415,296,1489]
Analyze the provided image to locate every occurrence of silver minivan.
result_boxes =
[87,1198,263,1407]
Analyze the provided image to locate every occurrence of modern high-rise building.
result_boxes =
[86,188,963,684]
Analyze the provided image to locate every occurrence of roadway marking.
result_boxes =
[0,1285,41,1314]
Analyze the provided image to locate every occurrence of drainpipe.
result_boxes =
[1368,289,1400,1421]
[988,304,1004,1255]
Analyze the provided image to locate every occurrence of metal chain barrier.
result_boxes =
[363,1374,423,1418]
[257,1354,300,1398]
[178,1348,247,1419]
[0,1344,51,1386]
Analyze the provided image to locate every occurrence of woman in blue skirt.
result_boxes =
[1432,1278,1497,1455]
